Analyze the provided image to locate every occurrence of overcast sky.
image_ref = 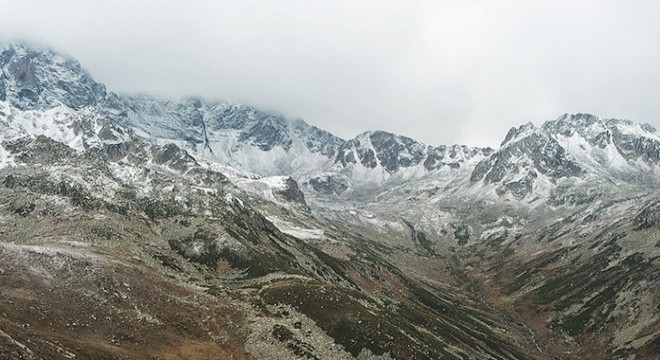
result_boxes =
[2,0,660,147]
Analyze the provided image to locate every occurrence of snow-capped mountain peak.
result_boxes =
[2,42,660,204]
[500,121,537,147]
[0,42,106,110]
[470,113,660,200]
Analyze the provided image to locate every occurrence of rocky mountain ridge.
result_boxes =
[4,42,660,203]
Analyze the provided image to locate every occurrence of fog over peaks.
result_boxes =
[2,0,660,147]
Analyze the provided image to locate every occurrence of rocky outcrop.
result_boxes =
[274,177,308,207]
[336,130,491,174]
[635,201,660,230]
[0,43,106,110]
[305,173,350,196]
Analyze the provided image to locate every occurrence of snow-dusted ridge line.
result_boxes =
[2,41,660,203]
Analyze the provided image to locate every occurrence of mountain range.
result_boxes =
[0,42,658,360]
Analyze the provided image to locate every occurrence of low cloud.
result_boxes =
[2,0,660,147]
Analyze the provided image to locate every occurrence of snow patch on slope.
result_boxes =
[266,216,327,241]
[0,145,14,169]
[556,133,630,172]
[0,102,111,152]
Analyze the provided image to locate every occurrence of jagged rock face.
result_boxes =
[543,113,660,166]
[423,145,493,171]
[3,135,78,165]
[368,131,427,173]
[5,51,41,104]
[103,95,208,145]
[274,177,308,206]
[0,76,6,101]
[291,119,344,158]
[610,123,660,165]
[152,143,199,172]
[237,118,290,151]
[335,131,427,173]
[543,113,611,148]
[451,223,472,245]
[471,125,583,187]
[99,140,143,161]
[305,173,350,195]
[97,124,128,143]
[635,201,660,229]
[171,98,206,143]
[335,131,491,175]
[206,103,266,130]
[471,114,660,199]
[0,43,106,110]
[335,135,373,169]
[103,95,346,178]
[207,105,293,151]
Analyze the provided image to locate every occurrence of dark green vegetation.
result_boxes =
[473,195,660,359]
